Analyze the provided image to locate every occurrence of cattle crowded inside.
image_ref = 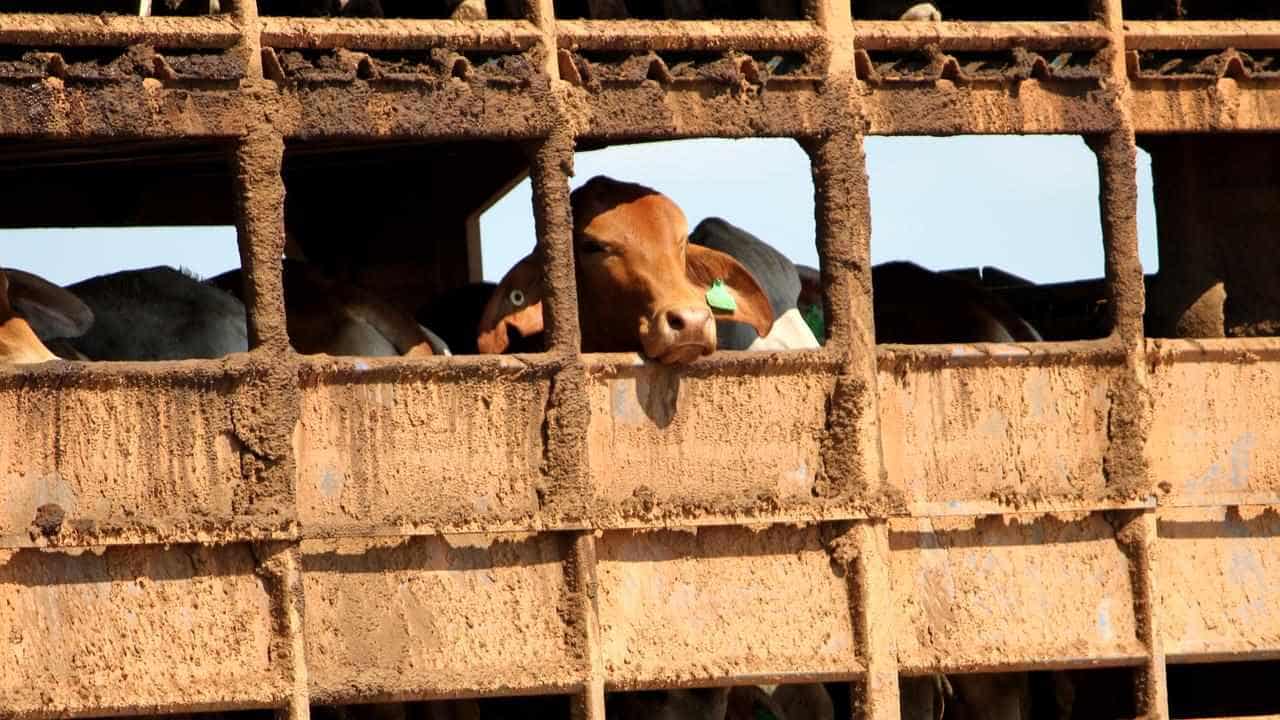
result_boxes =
[3,134,1170,365]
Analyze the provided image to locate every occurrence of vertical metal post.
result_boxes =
[257,541,312,720]
[567,533,607,720]
[234,130,308,720]
[229,0,264,80]
[528,131,582,358]
[811,0,899,713]
[232,130,290,353]
[1095,2,1167,717]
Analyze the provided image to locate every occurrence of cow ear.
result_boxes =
[3,268,94,340]
[476,254,546,354]
[685,244,774,338]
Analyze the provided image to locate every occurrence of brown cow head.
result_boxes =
[478,176,774,363]
[476,254,546,354]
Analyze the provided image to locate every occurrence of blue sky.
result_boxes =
[2,137,1159,288]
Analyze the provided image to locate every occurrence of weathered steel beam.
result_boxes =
[0,12,240,48]
[1126,20,1280,51]
[260,17,542,51]
[557,19,824,52]
[853,20,1111,51]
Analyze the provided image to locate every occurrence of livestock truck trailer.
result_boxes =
[2,0,1280,718]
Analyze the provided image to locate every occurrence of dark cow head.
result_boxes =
[0,268,93,364]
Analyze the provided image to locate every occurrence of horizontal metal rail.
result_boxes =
[557,19,825,52]
[259,17,544,51]
[0,12,240,48]
[1125,20,1280,51]
[852,20,1112,51]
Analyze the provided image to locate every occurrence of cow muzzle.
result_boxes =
[642,305,716,364]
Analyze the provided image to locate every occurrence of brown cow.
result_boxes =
[0,268,93,364]
[479,176,775,363]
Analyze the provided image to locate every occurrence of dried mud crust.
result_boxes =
[1156,506,1280,656]
[0,44,243,82]
[890,513,1144,669]
[562,49,820,91]
[857,45,1106,84]
[301,535,578,697]
[1129,48,1280,80]
[0,543,279,714]
[266,47,539,86]
[595,525,858,684]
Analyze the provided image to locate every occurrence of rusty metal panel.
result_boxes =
[878,354,1118,508]
[573,84,826,140]
[0,543,283,716]
[585,360,832,515]
[1130,82,1280,133]
[891,514,1145,672]
[296,364,549,535]
[1157,507,1280,661]
[302,534,579,703]
[596,526,860,688]
[864,81,1121,133]
[1148,341,1280,503]
[260,18,543,51]
[0,370,247,548]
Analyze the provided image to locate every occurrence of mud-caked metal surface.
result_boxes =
[1,0,1280,719]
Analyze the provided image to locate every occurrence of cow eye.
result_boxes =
[580,239,608,255]
[509,289,526,307]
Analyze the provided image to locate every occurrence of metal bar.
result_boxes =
[876,337,1128,369]
[847,522,899,720]
[260,17,542,51]
[1183,716,1280,720]
[852,20,1111,51]
[1125,20,1280,51]
[556,19,824,52]
[602,669,866,692]
[1167,650,1280,664]
[18,487,1280,551]
[580,348,841,374]
[1114,510,1171,720]
[0,13,240,48]
[1,699,287,720]
[254,542,311,720]
[568,533,607,720]
[310,683,585,707]
[904,497,1156,519]
[0,522,296,551]
[1161,492,1280,509]
[1147,337,1280,363]
[527,132,580,357]
[898,652,1149,675]
[232,131,289,350]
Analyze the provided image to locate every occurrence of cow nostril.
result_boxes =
[666,311,685,332]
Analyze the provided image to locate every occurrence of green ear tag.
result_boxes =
[706,279,737,313]
[803,303,826,341]
[754,708,778,720]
